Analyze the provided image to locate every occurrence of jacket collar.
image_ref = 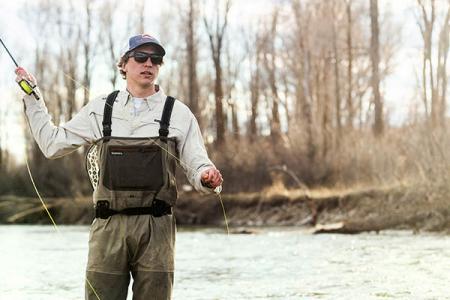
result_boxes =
[120,85,165,107]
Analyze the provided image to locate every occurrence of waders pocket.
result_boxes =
[103,145,164,191]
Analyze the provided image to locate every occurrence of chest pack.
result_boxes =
[86,91,180,219]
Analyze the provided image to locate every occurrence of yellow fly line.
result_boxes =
[22,118,102,300]
[143,137,230,236]
[24,155,59,233]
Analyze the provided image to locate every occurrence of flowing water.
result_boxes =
[0,225,449,300]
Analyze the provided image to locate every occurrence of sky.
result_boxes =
[0,0,444,164]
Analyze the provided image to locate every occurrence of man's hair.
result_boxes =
[117,53,130,79]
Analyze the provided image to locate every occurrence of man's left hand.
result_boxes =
[201,168,223,189]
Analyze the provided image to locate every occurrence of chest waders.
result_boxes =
[91,91,179,219]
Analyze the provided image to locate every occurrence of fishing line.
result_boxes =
[2,38,103,299]
[143,137,229,235]
[24,155,59,232]
[23,134,102,300]
[21,110,103,300]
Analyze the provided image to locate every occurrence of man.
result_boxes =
[16,34,223,300]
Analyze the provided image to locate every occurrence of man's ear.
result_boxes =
[121,62,128,78]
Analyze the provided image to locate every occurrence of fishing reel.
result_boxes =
[0,37,40,100]
[18,78,40,100]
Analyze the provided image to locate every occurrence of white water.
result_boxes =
[0,225,449,299]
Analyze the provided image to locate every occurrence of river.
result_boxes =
[0,225,449,300]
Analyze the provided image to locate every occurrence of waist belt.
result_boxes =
[95,200,172,219]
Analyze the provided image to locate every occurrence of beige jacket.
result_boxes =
[23,87,215,193]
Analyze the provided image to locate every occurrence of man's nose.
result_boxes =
[143,57,153,66]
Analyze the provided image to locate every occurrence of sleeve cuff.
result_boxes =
[22,88,44,108]
[195,166,215,194]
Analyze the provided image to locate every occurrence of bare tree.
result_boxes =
[331,1,343,138]
[262,8,282,140]
[417,0,450,128]
[245,25,263,140]
[99,0,122,89]
[223,34,245,138]
[55,2,80,119]
[417,0,436,125]
[186,0,202,128]
[345,0,354,128]
[203,0,232,145]
[291,0,315,161]
[370,0,383,136]
[136,0,146,33]
[437,6,450,127]
[81,0,95,105]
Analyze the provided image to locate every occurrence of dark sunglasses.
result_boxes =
[129,51,163,65]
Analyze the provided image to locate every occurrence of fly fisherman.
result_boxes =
[16,34,223,300]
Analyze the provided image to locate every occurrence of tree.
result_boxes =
[99,0,122,89]
[186,0,202,128]
[345,0,355,129]
[290,0,315,161]
[262,8,282,140]
[245,25,263,140]
[81,0,95,105]
[331,1,343,138]
[417,0,450,128]
[203,0,232,145]
[370,0,383,136]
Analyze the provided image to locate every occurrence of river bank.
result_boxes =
[1,183,449,233]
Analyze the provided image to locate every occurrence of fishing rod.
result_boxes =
[0,37,40,100]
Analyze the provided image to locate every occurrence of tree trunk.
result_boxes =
[186,0,202,129]
[249,53,260,140]
[267,10,282,140]
[331,3,342,139]
[214,56,226,144]
[82,0,93,106]
[370,0,384,136]
[292,0,315,162]
[345,0,354,128]
[137,0,145,33]
[438,6,450,127]
[203,0,231,146]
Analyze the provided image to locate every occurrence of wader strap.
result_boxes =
[158,96,175,139]
[95,200,172,219]
[102,90,120,137]
[102,92,175,138]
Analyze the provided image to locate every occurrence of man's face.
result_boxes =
[123,45,161,88]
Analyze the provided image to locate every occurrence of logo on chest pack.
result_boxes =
[110,151,124,156]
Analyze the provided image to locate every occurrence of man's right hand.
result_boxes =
[15,67,37,86]
[15,67,40,100]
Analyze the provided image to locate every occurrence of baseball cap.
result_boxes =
[126,34,166,56]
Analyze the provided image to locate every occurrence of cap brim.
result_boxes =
[128,42,166,56]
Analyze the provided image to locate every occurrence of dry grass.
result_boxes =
[207,125,450,197]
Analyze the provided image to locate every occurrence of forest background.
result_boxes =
[0,0,449,212]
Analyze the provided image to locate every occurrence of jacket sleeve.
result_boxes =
[23,92,96,159]
[178,111,216,194]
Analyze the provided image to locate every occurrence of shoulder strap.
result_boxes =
[102,90,120,137]
[159,96,176,139]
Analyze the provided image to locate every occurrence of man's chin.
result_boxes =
[138,81,155,89]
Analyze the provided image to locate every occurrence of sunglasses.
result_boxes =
[129,51,163,65]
